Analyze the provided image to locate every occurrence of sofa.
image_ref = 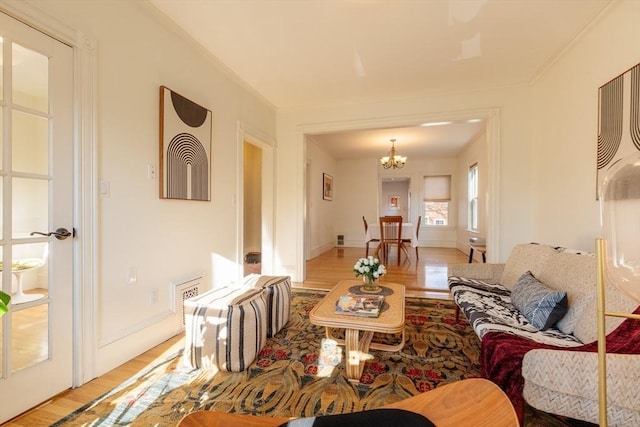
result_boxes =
[448,243,640,426]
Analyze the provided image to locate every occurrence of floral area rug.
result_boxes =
[53,289,481,426]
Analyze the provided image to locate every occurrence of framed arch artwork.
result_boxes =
[596,62,640,199]
[159,86,212,201]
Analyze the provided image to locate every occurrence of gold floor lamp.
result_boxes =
[597,152,640,427]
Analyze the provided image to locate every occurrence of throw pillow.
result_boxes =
[511,271,568,330]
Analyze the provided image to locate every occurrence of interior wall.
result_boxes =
[456,128,488,258]
[306,136,338,258]
[530,0,640,251]
[30,0,276,376]
[334,157,379,249]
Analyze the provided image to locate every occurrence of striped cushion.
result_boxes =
[511,271,568,331]
[242,274,291,337]
[183,286,267,372]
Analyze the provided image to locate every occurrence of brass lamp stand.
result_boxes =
[597,152,640,426]
[595,239,640,427]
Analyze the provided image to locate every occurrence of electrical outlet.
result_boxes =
[149,288,159,304]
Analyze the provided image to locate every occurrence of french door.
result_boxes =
[0,11,74,422]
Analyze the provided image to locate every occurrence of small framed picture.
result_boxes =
[389,196,399,208]
[323,173,333,201]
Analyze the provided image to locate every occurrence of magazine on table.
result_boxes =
[335,294,384,318]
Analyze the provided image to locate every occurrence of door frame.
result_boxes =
[0,1,99,386]
[299,108,501,281]
[237,121,275,278]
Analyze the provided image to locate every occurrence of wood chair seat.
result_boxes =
[177,378,518,427]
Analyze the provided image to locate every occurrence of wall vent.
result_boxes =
[174,276,202,331]
[337,234,345,246]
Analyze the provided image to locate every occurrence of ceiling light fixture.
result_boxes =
[420,121,453,127]
[380,139,407,169]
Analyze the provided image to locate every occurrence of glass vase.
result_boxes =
[361,276,381,293]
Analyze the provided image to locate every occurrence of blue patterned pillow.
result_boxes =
[511,271,568,330]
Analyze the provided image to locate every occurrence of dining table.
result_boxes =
[365,222,418,264]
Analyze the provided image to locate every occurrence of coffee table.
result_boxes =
[309,279,405,382]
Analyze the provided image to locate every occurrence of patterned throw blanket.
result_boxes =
[449,276,640,411]
[449,277,582,347]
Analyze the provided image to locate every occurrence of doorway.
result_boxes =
[380,178,410,220]
[243,142,262,275]
[240,130,274,278]
[0,11,75,422]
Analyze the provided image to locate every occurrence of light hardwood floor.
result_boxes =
[4,246,469,426]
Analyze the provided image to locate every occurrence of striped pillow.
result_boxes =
[511,271,568,330]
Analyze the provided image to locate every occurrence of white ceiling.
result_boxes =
[148,0,611,159]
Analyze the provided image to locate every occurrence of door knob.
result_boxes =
[30,227,73,240]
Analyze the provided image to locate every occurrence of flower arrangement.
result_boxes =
[353,256,386,283]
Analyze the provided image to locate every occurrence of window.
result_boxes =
[468,164,479,231]
[424,175,451,226]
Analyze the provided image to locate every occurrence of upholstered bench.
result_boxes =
[240,274,291,337]
[183,286,267,372]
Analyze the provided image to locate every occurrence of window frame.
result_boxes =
[468,163,479,231]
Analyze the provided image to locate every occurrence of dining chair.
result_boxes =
[375,216,410,265]
[362,216,380,257]
[402,216,421,260]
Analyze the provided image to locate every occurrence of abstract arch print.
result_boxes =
[596,63,640,198]
[160,86,212,200]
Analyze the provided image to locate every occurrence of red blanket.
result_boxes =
[481,305,640,411]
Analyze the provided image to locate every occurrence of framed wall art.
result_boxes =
[159,86,212,201]
[323,173,333,201]
[596,62,640,199]
[389,195,399,208]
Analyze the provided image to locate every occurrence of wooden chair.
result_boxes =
[177,378,519,427]
[374,216,409,265]
[403,216,421,260]
[362,216,379,257]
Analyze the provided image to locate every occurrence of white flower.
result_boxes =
[353,256,386,281]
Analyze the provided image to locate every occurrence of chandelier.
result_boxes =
[379,139,407,169]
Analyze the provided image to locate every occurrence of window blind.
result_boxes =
[423,175,451,202]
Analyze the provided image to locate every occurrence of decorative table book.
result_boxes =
[335,294,384,318]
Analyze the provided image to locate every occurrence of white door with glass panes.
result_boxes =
[0,12,74,422]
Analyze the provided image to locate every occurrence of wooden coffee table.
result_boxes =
[309,280,405,382]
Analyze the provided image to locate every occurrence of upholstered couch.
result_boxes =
[448,243,640,426]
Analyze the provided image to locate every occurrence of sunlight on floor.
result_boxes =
[315,338,342,377]
[423,265,449,291]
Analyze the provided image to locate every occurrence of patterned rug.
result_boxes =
[52,289,582,426]
[52,289,479,425]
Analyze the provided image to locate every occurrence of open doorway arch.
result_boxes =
[299,108,500,282]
